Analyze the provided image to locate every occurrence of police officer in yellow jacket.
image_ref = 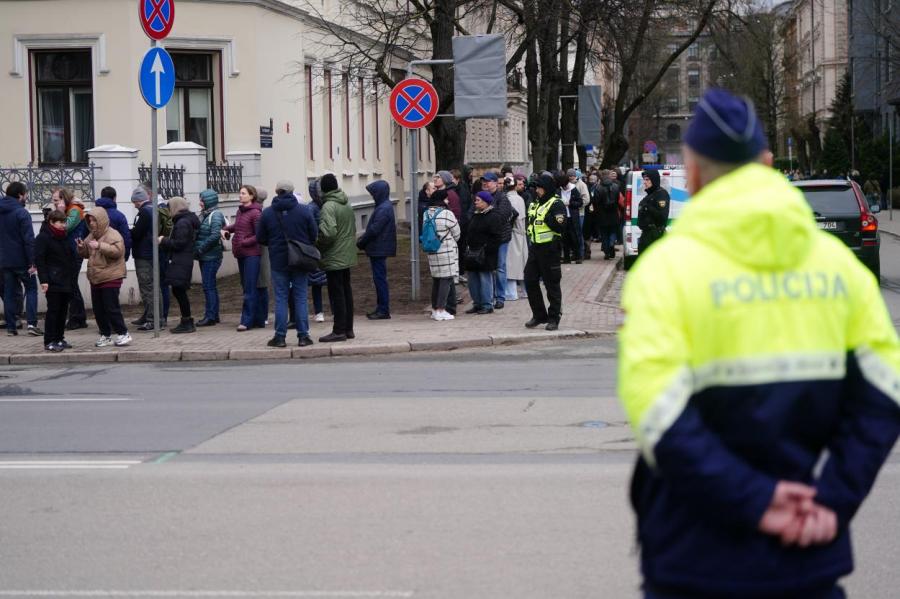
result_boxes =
[619,89,900,598]
[524,174,567,330]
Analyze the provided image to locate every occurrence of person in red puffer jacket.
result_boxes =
[222,185,264,331]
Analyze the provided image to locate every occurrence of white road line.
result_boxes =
[0,592,414,598]
[0,460,141,470]
[0,465,132,470]
[0,397,140,403]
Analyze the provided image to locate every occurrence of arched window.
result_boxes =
[667,124,681,141]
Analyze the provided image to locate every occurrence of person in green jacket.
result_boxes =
[317,173,357,343]
[194,188,226,326]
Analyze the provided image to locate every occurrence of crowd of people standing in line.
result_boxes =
[1,162,631,352]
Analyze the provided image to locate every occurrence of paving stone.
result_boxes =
[0,354,9,365]
[9,351,117,365]
[181,349,231,362]
[491,330,584,346]
[117,350,182,362]
[409,337,493,352]
[330,342,410,356]
[291,346,333,359]
[229,348,294,361]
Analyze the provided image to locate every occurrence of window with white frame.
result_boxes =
[165,52,218,161]
[32,50,94,164]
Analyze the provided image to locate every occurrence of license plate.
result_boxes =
[818,221,838,230]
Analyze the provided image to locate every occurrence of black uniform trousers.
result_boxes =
[524,240,563,323]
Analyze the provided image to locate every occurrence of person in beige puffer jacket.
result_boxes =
[76,206,131,347]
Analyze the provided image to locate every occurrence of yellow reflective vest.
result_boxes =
[527,195,562,244]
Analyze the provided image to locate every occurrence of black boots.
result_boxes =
[171,318,196,334]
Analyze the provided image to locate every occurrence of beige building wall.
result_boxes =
[0,0,433,208]
[793,0,848,126]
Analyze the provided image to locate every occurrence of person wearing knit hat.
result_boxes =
[523,172,567,331]
[617,88,900,599]
[431,170,462,220]
[316,173,357,342]
[463,190,503,314]
[319,173,338,194]
[130,186,156,328]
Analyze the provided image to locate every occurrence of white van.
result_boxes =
[623,168,690,270]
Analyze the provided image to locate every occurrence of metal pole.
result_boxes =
[890,110,894,221]
[151,40,161,337]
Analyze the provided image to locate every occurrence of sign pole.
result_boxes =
[151,39,161,337]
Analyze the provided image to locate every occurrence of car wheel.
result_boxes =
[624,255,637,271]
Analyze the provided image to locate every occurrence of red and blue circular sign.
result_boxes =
[139,0,175,41]
[389,78,439,129]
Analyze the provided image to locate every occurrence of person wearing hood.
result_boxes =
[194,189,226,326]
[1,182,39,337]
[619,89,900,599]
[159,197,200,334]
[317,173,357,343]
[95,187,132,261]
[35,209,77,351]
[463,191,503,315]
[636,167,670,256]
[223,185,264,331]
[256,180,318,348]
[356,180,396,320]
[523,175,567,331]
[51,187,88,330]
[76,206,131,347]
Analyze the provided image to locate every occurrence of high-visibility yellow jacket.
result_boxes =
[619,163,900,596]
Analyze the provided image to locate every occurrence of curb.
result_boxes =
[588,256,623,303]
[0,328,616,366]
[880,228,900,240]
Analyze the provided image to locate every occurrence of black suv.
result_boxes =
[793,179,881,281]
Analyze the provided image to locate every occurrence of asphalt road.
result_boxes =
[2,234,900,598]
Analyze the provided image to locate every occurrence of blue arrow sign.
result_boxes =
[139,47,175,109]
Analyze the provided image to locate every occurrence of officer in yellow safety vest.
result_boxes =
[619,89,900,598]
[524,174,567,331]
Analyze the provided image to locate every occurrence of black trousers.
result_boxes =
[431,277,456,311]
[67,257,87,326]
[172,286,191,319]
[326,268,354,335]
[524,241,562,323]
[44,291,71,345]
[90,287,127,337]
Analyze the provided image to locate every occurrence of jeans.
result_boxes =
[369,256,390,315]
[2,268,38,329]
[238,256,261,328]
[467,270,494,310]
[199,258,222,321]
[254,287,269,327]
[493,242,508,303]
[325,268,354,335]
[44,291,71,345]
[272,268,309,338]
[601,226,618,258]
[90,286,127,337]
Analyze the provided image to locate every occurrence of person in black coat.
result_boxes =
[637,169,670,256]
[464,191,503,314]
[159,197,200,334]
[597,171,621,260]
[34,210,76,350]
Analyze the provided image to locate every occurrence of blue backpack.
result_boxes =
[420,208,444,253]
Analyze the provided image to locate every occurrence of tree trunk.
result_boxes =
[560,19,590,171]
[539,12,560,170]
[427,0,467,169]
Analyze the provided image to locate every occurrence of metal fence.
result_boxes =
[206,161,243,194]
[138,163,185,200]
[0,163,98,208]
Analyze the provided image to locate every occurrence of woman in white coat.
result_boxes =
[424,189,461,321]
[505,175,529,300]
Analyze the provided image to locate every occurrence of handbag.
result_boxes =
[464,246,486,270]
[276,210,320,272]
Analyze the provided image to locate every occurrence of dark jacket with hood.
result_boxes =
[465,205,503,271]
[638,169,670,233]
[160,207,201,288]
[256,191,318,272]
[491,189,515,243]
[95,197,133,261]
[130,200,155,260]
[357,180,397,258]
[596,175,621,228]
[35,226,76,292]
[0,195,35,269]
[195,190,226,262]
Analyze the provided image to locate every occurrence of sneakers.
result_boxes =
[267,335,287,348]
[314,313,325,323]
[236,324,248,332]
[432,310,455,321]
[59,340,73,349]
[298,335,314,347]
[27,325,43,336]
[45,342,64,353]
[95,336,113,347]
[114,333,132,347]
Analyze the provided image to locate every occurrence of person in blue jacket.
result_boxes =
[356,180,396,319]
[0,182,39,336]
[95,187,132,261]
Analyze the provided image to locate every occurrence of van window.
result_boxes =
[799,186,859,217]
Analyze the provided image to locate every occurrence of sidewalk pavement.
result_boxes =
[0,256,623,365]
[879,210,900,238]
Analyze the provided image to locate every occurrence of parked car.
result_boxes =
[793,179,881,281]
